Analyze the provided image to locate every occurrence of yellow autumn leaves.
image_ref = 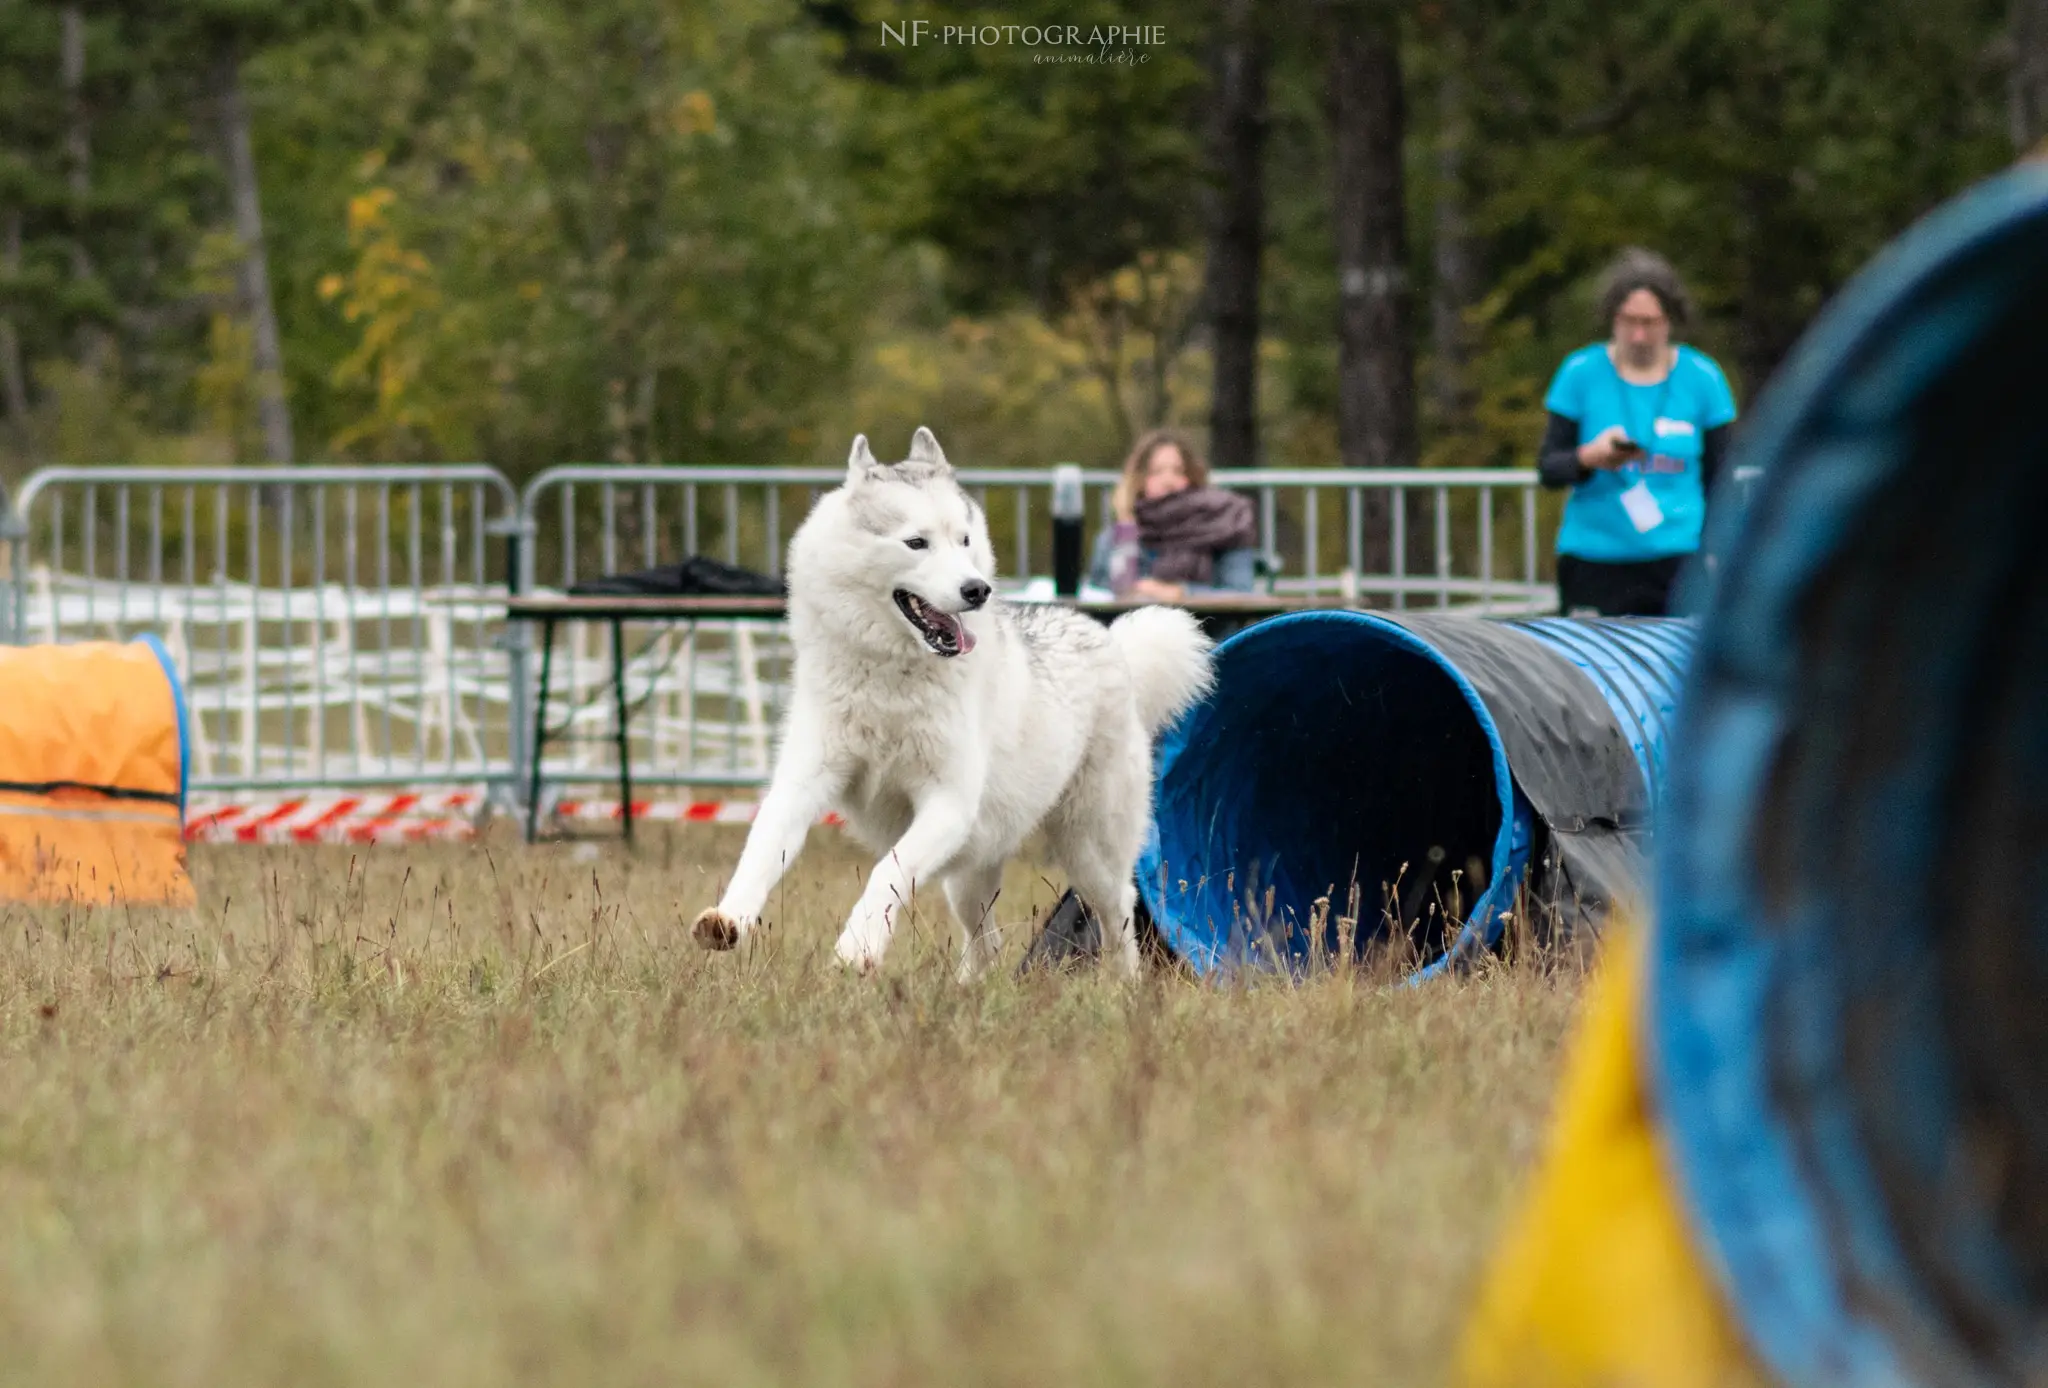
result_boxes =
[313,91,718,461]
[316,185,448,458]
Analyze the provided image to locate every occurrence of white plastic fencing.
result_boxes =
[2,463,1559,807]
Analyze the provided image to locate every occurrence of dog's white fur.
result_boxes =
[691,426,1214,977]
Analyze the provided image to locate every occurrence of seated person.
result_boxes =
[1086,429,1260,600]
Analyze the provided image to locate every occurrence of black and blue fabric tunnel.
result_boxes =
[1647,162,2048,1385]
[1138,610,1695,977]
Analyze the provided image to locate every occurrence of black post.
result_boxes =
[1051,463,1085,596]
[611,618,634,844]
[525,616,556,844]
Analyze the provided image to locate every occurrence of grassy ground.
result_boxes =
[0,827,1584,1386]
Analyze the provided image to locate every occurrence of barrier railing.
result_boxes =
[512,463,1555,800]
[1,462,1561,803]
[515,463,1555,609]
[3,465,527,800]
[0,475,22,645]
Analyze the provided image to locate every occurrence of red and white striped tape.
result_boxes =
[182,791,832,843]
[185,790,483,844]
[554,799,842,827]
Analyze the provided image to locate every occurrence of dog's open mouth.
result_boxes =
[893,589,977,657]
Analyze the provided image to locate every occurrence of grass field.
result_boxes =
[0,826,1586,1386]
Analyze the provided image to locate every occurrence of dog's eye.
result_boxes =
[959,535,970,547]
[904,536,928,551]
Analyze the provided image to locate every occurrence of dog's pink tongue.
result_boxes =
[958,620,976,654]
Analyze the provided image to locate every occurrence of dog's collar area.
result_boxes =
[892,588,976,657]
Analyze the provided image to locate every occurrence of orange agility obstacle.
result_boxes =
[0,638,193,906]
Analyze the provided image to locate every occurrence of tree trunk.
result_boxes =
[1429,39,1479,441]
[633,365,657,462]
[62,4,108,371]
[1204,0,1267,470]
[1329,2,1417,588]
[214,39,295,466]
[2013,0,2048,151]
[1735,166,1809,395]
[1331,2,1416,473]
[0,210,31,454]
[606,376,635,467]
[62,5,89,286]
[1731,58,1808,393]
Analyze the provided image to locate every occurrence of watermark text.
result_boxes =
[880,22,1167,47]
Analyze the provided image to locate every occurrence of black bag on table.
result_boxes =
[566,555,784,598]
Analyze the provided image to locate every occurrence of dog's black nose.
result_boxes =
[960,578,991,609]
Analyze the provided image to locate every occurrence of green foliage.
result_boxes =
[1451,0,2011,457]
[275,0,879,475]
[843,0,1212,314]
[0,0,2029,480]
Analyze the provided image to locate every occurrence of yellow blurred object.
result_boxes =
[0,641,194,907]
[1457,926,1768,1388]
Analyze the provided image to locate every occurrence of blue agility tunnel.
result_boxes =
[1138,610,1695,976]
[1649,162,2048,1385]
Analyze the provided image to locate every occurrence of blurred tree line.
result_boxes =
[0,0,2029,487]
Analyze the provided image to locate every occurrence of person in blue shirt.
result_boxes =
[1538,248,1739,616]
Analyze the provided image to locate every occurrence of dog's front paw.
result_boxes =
[691,908,754,951]
[833,904,893,974]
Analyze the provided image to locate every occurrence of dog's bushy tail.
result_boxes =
[1109,606,1216,736]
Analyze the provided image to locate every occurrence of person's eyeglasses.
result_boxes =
[1617,312,1669,330]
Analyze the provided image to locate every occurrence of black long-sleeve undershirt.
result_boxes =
[1538,410,1732,499]
[1538,411,1591,488]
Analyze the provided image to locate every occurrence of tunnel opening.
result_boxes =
[1140,613,1515,974]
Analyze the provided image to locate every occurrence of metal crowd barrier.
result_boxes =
[515,462,1553,608]
[0,475,22,646]
[2,465,527,802]
[1,462,1558,804]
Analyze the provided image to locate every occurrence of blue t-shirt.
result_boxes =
[1545,344,1738,561]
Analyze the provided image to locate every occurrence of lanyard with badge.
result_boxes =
[1616,359,1675,535]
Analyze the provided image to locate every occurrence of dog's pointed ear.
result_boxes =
[846,434,878,485]
[906,426,951,474]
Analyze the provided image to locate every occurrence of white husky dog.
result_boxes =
[690,427,1215,978]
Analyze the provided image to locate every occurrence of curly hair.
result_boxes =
[1595,247,1694,336]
